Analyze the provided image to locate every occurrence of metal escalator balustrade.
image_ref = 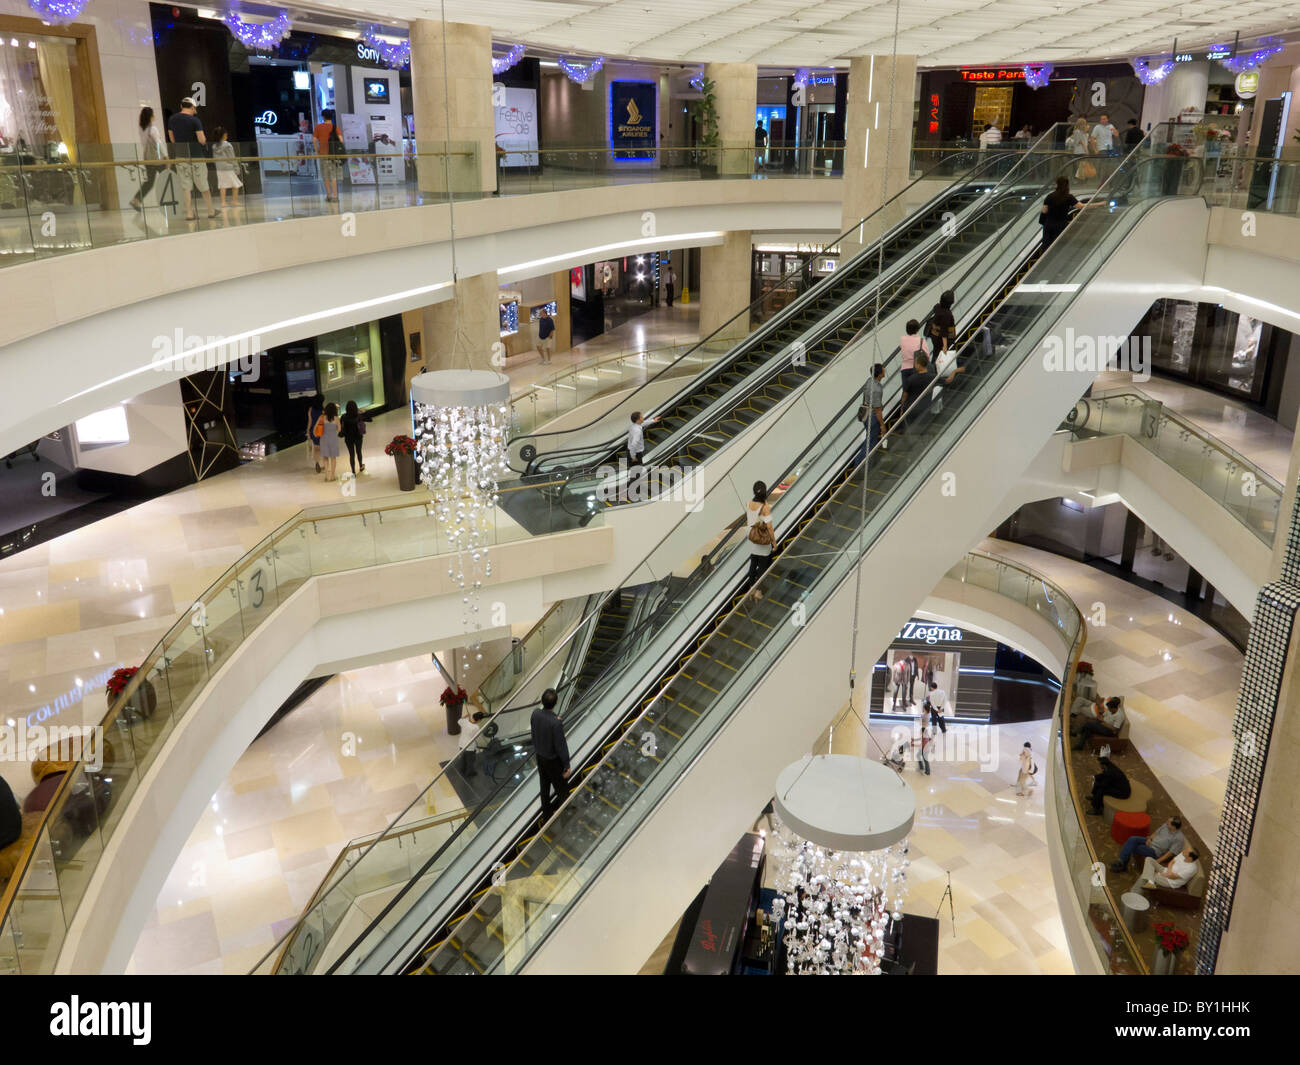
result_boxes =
[416,143,1200,976]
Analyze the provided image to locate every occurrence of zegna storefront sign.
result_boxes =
[896,621,963,644]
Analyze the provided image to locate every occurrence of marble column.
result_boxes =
[420,272,501,373]
[705,62,757,176]
[839,54,917,260]
[410,19,495,195]
[699,231,753,345]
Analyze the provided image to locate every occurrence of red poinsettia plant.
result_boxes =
[106,666,139,697]
[439,685,469,708]
[1153,921,1190,954]
[384,434,418,456]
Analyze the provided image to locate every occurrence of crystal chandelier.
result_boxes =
[770,754,915,975]
[410,371,511,667]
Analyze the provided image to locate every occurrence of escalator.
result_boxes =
[508,148,1040,488]
[410,145,1201,975]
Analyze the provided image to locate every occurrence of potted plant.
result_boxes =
[106,665,156,721]
[1151,920,1189,974]
[385,434,419,491]
[695,76,720,174]
[440,684,469,735]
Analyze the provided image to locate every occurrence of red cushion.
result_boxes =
[1111,809,1150,845]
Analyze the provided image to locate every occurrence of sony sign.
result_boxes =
[357,41,381,63]
[897,621,963,644]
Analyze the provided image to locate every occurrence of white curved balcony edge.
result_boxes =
[0,180,842,458]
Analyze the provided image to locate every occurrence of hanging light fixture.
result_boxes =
[1131,55,1176,85]
[769,754,914,975]
[1219,36,1283,74]
[362,27,410,69]
[557,56,604,84]
[492,43,525,75]
[410,371,511,664]
[223,10,291,52]
[1023,63,1053,90]
[25,0,89,23]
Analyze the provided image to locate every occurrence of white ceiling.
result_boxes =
[289,0,1300,68]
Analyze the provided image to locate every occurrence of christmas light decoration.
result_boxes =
[222,10,290,52]
[1023,63,1053,89]
[793,67,812,90]
[363,27,409,69]
[24,0,90,23]
[1219,36,1283,74]
[492,44,524,75]
[1131,55,1176,85]
[409,371,510,665]
[688,71,705,92]
[557,56,604,84]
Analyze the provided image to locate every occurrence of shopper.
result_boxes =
[1092,113,1119,156]
[627,410,657,468]
[978,123,1002,150]
[663,264,677,308]
[1111,815,1186,874]
[306,398,323,473]
[536,307,556,364]
[901,351,934,431]
[1039,175,1081,251]
[1065,117,1091,156]
[1016,741,1035,796]
[1123,118,1144,151]
[854,363,886,466]
[530,688,571,820]
[1013,124,1033,140]
[899,318,924,391]
[925,681,948,734]
[915,711,932,776]
[210,126,243,209]
[166,96,214,221]
[131,106,165,213]
[341,399,366,476]
[754,122,768,168]
[927,290,957,355]
[743,481,775,595]
[458,705,482,778]
[1088,755,1130,815]
[314,107,344,204]
[1073,695,1126,750]
[1133,845,1201,894]
[316,402,341,482]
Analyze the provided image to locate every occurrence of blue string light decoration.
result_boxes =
[557,56,604,84]
[223,10,291,52]
[25,0,90,24]
[793,67,812,90]
[492,44,524,75]
[1219,36,1283,74]
[688,71,705,92]
[1023,63,1052,89]
[1131,55,1176,85]
[363,27,410,69]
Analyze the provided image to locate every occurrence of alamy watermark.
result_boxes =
[887,720,1000,772]
[1041,329,1150,382]
[151,329,261,380]
[0,721,104,772]
[593,459,704,510]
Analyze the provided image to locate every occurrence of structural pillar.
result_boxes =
[410,19,495,195]
[699,232,752,345]
[1208,427,1300,974]
[839,54,917,261]
[421,272,501,374]
[704,62,757,176]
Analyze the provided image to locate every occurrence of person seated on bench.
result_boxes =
[1073,696,1126,750]
[1111,815,1185,874]
[1133,845,1201,893]
[1088,754,1130,815]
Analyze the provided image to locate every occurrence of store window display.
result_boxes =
[316,321,385,413]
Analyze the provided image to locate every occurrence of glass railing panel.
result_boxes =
[46,764,105,923]
[201,567,248,676]
[4,823,66,974]
[87,704,143,842]
[156,613,212,724]
[0,914,16,975]
[118,658,175,780]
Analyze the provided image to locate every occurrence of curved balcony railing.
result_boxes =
[1064,388,1283,546]
[941,550,1150,975]
[0,476,581,975]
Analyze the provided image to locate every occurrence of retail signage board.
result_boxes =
[610,80,656,157]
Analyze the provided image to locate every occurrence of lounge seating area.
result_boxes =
[1065,663,1212,973]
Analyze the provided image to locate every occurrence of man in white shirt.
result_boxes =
[626,410,657,468]
[1092,114,1119,155]
[978,123,1001,150]
[1073,695,1125,749]
[1135,846,1201,893]
[925,681,948,734]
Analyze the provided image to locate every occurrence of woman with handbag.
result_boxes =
[742,481,775,596]
[341,399,367,476]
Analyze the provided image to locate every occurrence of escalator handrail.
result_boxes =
[509,140,1056,464]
